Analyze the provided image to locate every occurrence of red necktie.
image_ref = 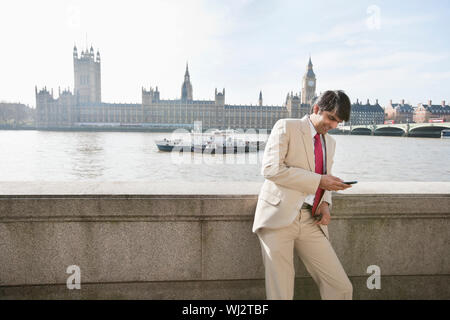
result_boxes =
[312,133,324,215]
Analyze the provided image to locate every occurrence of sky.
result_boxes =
[0,0,449,108]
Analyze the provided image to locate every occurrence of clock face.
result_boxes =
[308,80,314,87]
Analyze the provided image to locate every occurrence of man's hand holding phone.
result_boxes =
[319,175,354,191]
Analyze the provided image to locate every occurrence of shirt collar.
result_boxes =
[307,116,318,138]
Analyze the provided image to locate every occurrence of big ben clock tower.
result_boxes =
[301,56,316,105]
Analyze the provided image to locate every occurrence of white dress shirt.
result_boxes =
[304,117,326,206]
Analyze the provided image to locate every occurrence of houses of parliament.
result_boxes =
[35,45,318,130]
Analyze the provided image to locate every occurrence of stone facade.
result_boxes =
[348,99,385,125]
[35,87,77,127]
[384,99,414,123]
[73,46,101,104]
[31,46,450,129]
[413,100,450,123]
[0,102,35,126]
[36,46,314,130]
[301,57,316,105]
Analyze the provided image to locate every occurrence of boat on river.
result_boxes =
[155,129,266,153]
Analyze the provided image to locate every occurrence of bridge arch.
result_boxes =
[409,125,448,138]
[351,127,372,135]
[374,126,405,136]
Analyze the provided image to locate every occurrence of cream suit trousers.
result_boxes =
[257,208,353,300]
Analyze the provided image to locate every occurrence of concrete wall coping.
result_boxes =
[0,181,449,196]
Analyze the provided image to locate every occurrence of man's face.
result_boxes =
[311,105,343,134]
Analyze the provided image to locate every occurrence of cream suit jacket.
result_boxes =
[252,116,336,239]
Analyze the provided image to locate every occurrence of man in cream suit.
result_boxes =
[253,90,353,300]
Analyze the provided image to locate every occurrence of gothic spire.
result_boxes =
[181,62,193,101]
[185,62,190,77]
[306,56,315,78]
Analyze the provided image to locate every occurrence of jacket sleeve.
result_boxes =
[261,119,321,195]
[322,190,332,208]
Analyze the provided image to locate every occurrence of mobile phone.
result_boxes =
[343,181,358,185]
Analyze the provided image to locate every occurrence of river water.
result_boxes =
[0,130,449,182]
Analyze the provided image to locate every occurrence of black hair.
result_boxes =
[310,90,351,122]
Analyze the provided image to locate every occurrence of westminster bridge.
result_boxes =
[337,122,450,138]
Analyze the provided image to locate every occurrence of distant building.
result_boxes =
[385,99,414,123]
[0,102,35,126]
[414,100,450,123]
[301,57,317,105]
[74,45,101,104]
[36,45,316,130]
[347,99,384,125]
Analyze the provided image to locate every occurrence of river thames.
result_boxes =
[0,130,449,182]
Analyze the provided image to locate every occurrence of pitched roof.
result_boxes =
[351,102,384,112]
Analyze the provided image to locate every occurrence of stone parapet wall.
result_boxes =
[0,182,449,299]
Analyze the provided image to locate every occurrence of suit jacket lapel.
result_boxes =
[299,116,315,172]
